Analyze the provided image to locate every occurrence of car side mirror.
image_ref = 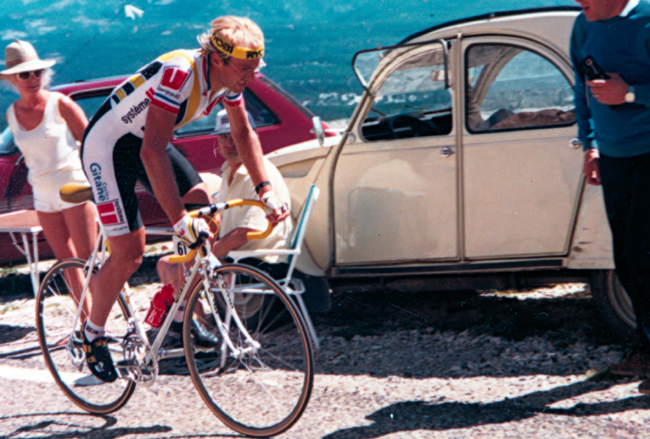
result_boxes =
[312,116,325,147]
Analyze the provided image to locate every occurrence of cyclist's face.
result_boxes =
[222,58,261,93]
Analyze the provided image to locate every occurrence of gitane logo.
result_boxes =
[121,98,151,124]
[90,163,110,202]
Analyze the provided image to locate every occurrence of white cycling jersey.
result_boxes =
[82,48,240,237]
[93,48,241,137]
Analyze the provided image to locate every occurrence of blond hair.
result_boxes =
[199,16,264,63]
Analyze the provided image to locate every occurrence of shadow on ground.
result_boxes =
[317,289,618,347]
[323,378,650,438]
[0,412,173,439]
[310,289,627,379]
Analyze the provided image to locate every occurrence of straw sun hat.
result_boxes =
[1,40,55,76]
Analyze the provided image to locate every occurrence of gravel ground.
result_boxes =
[2,255,650,438]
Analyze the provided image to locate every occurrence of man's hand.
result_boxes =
[173,214,213,249]
[261,190,290,223]
[588,73,629,105]
[583,148,601,186]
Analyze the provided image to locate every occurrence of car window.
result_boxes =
[466,44,575,133]
[361,43,453,141]
[73,95,109,121]
[0,127,18,156]
[174,88,278,137]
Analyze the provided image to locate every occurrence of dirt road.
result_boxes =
[1,265,649,438]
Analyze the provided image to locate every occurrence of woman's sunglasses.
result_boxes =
[16,69,45,81]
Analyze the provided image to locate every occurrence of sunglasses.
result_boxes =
[16,69,45,81]
[228,59,266,79]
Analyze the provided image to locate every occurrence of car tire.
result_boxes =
[590,269,641,344]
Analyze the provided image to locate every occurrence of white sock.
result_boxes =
[173,301,187,323]
[84,320,105,342]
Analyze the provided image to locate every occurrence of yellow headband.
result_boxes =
[210,34,264,60]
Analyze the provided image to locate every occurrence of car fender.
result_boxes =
[566,182,614,269]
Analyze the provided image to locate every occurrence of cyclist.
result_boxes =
[80,16,288,382]
[156,108,292,290]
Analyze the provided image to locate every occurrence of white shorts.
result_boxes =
[32,169,89,213]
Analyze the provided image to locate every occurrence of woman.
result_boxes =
[2,40,96,269]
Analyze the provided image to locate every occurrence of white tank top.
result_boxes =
[6,91,83,186]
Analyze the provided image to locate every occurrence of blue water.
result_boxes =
[0,0,574,126]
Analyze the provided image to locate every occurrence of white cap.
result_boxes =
[215,109,256,135]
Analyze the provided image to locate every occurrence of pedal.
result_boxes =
[116,359,139,381]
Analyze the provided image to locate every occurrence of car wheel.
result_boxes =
[590,270,641,343]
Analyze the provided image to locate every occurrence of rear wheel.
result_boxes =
[184,264,314,438]
[590,269,640,344]
[36,258,136,414]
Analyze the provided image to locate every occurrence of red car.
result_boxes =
[0,73,331,265]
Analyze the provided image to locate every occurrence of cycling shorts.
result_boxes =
[82,104,202,237]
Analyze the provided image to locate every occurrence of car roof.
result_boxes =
[400,6,581,54]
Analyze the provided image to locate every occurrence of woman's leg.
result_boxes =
[37,211,76,260]
[61,202,98,261]
[37,210,90,316]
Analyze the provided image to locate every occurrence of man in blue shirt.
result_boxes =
[572,0,650,393]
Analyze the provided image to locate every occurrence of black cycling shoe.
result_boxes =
[82,322,118,383]
[170,320,220,348]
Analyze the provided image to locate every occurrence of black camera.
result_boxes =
[580,56,610,80]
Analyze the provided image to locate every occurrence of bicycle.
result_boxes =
[35,185,314,438]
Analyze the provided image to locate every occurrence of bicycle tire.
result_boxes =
[36,258,136,414]
[184,263,314,437]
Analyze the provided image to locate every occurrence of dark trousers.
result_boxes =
[600,152,650,345]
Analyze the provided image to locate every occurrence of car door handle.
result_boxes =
[441,147,454,157]
[570,139,583,149]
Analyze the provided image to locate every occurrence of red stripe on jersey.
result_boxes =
[161,68,189,91]
[224,98,242,107]
[151,98,179,114]
[203,98,221,116]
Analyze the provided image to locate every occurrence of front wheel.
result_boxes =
[590,269,640,344]
[184,264,314,438]
[36,258,136,414]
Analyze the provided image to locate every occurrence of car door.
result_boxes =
[461,38,582,259]
[333,41,459,266]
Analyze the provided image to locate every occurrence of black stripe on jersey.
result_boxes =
[112,95,120,104]
[123,82,135,95]
[175,100,188,126]
[138,61,163,80]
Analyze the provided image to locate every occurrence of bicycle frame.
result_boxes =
[64,199,274,385]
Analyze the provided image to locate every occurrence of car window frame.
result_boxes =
[353,40,455,143]
[464,40,576,135]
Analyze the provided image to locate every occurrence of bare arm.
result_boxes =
[225,103,269,191]
[58,95,88,142]
[211,227,255,258]
[140,105,186,223]
[225,103,289,222]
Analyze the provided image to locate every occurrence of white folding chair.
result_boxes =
[229,184,321,349]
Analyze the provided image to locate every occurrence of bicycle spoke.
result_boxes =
[37,259,137,414]
[184,264,313,437]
